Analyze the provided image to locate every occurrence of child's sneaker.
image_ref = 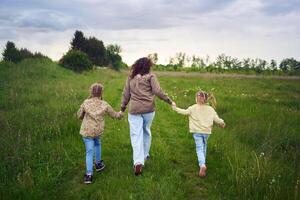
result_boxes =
[134,164,143,176]
[144,155,150,162]
[95,160,105,172]
[84,174,93,184]
[199,165,207,178]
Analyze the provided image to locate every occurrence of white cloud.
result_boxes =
[0,0,299,64]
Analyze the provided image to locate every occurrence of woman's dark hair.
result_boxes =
[130,57,153,78]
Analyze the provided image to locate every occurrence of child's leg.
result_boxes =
[94,137,101,163]
[193,133,209,166]
[203,134,209,160]
[142,112,155,160]
[83,137,94,174]
[128,113,144,166]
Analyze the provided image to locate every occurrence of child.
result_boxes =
[172,90,225,178]
[77,83,123,184]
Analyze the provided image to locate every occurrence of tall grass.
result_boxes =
[0,59,299,199]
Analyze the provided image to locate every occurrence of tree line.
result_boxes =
[148,52,300,75]
[1,41,50,63]
[1,33,299,75]
[1,30,127,72]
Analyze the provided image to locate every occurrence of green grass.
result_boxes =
[0,59,299,199]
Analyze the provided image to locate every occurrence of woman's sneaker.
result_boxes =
[84,174,93,184]
[134,164,143,176]
[95,160,105,172]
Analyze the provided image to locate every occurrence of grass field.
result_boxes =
[0,59,299,200]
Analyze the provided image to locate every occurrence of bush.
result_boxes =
[59,50,92,72]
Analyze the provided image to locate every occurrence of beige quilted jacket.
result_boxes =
[77,97,122,137]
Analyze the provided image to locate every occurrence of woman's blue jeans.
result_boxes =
[128,112,155,165]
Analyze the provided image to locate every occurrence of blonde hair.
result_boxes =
[196,90,217,109]
[89,83,103,99]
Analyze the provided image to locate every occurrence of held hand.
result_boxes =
[220,123,226,128]
[171,101,176,107]
[118,111,124,119]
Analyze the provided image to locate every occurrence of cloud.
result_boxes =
[0,0,237,31]
[262,0,300,15]
[14,10,81,31]
[0,0,299,64]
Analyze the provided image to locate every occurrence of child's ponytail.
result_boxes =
[207,93,217,109]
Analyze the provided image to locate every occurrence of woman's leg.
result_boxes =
[94,137,101,163]
[83,137,94,175]
[128,113,144,165]
[142,112,155,160]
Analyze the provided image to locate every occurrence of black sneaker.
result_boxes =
[145,155,150,162]
[95,160,105,172]
[84,174,92,184]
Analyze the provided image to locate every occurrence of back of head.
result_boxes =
[130,57,153,78]
[196,90,217,109]
[89,83,103,99]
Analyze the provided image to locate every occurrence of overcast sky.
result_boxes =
[0,0,299,65]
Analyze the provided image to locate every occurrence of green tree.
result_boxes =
[107,44,123,70]
[33,52,49,59]
[169,52,186,70]
[254,59,267,73]
[70,31,108,66]
[270,59,277,71]
[215,54,240,70]
[71,30,86,52]
[107,44,122,55]
[2,41,21,63]
[69,30,126,68]
[279,58,300,72]
[19,48,34,60]
[231,57,241,69]
[175,52,186,67]
[191,55,205,68]
[242,58,251,70]
[85,37,108,66]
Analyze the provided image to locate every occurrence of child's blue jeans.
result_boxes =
[193,133,210,166]
[82,137,101,174]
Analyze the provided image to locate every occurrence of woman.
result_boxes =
[121,57,173,175]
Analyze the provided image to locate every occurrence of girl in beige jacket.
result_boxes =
[78,83,123,184]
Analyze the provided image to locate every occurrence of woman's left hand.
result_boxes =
[171,101,176,107]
